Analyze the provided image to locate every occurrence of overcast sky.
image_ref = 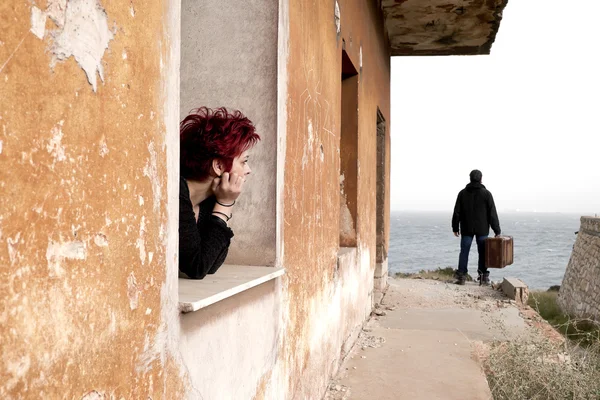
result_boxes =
[390,0,599,215]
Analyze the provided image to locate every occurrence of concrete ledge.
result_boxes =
[178,265,285,313]
[502,277,529,305]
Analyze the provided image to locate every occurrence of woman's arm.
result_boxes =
[179,180,233,279]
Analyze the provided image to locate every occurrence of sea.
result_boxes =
[388,211,583,290]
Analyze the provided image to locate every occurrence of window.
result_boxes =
[339,49,359,248]
[374,109,388,291]
[178,0,282,311]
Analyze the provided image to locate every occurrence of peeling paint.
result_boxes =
[94,233,108,247]
[359,46,363,70]
[80,390,105,400]
[50,0,115,92]
[4,355,31,393]
[334,2,341,35]
[143,142,161,213]
[46,239,86,277]
[46,120,66,163]
[127,272,139,310]
[47,0,68,28]
[136,216,147,264]
[381,0,509,55]
[109,311,117,334]
[7,232,21,266]
[99,136,109,157]
[30,6,47,40]
[1,0,186,396]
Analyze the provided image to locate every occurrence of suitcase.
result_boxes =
[485,236,514,269]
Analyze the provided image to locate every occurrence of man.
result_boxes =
[452,170,501,286]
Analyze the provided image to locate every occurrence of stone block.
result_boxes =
[502,277,529,305]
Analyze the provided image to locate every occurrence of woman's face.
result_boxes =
[229,150,252,178]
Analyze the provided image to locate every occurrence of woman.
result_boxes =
[179,107,260,279]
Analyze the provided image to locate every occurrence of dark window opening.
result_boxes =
[339,50,359,248]
[376,110,386,264]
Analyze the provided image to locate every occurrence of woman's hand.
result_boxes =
[211,172,244,204]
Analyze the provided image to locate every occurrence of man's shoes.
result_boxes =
[455,272,466,285]
[479,272,490,286]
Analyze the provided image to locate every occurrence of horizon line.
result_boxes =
[391,209,598,216]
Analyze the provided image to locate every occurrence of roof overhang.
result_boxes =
[382,0,510,56]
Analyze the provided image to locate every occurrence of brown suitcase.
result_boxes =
[485,236,514,269]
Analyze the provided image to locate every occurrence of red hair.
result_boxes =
[180,107,260,181]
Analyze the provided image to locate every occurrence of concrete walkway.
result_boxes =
[326,278,531,400]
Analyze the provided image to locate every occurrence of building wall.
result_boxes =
[0,0,184,398]
[559,217,600,321]
[271,0,391,397]
[179,280,281,399]
[180,0,278,267]
[175,0,391,398]
[1,0,390,398]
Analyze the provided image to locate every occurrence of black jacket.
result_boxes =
[452,182,501,236]
[179,177,234,279]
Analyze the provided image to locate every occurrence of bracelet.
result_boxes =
[212,211,232,221]
[216,199,236,207]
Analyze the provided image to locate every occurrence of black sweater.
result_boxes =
[179,177,234,279]
[452,182,501,236]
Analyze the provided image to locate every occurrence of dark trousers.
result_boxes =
[458,235,488,275]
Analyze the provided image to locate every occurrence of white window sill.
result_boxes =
[178,265,285,313]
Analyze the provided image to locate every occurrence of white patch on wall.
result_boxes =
[93,233,108,247]
[0,139,3,154]
[98,135,109,157]
[335,1,341,35]
[46,239,86,277]
[30,6,47,40]
[109,311,117,333]
[7,232,22,266]
[3,354,31,393]
[47,0,68,28]
[80,390,104,400]
[143,142,162,213]
[127,272,139,310]
[307,120,314,148]
[135,216,147,265]
[46,120,66,163]
[359,46,363,70]
[302,119,314,168]
[49,0,115,92]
